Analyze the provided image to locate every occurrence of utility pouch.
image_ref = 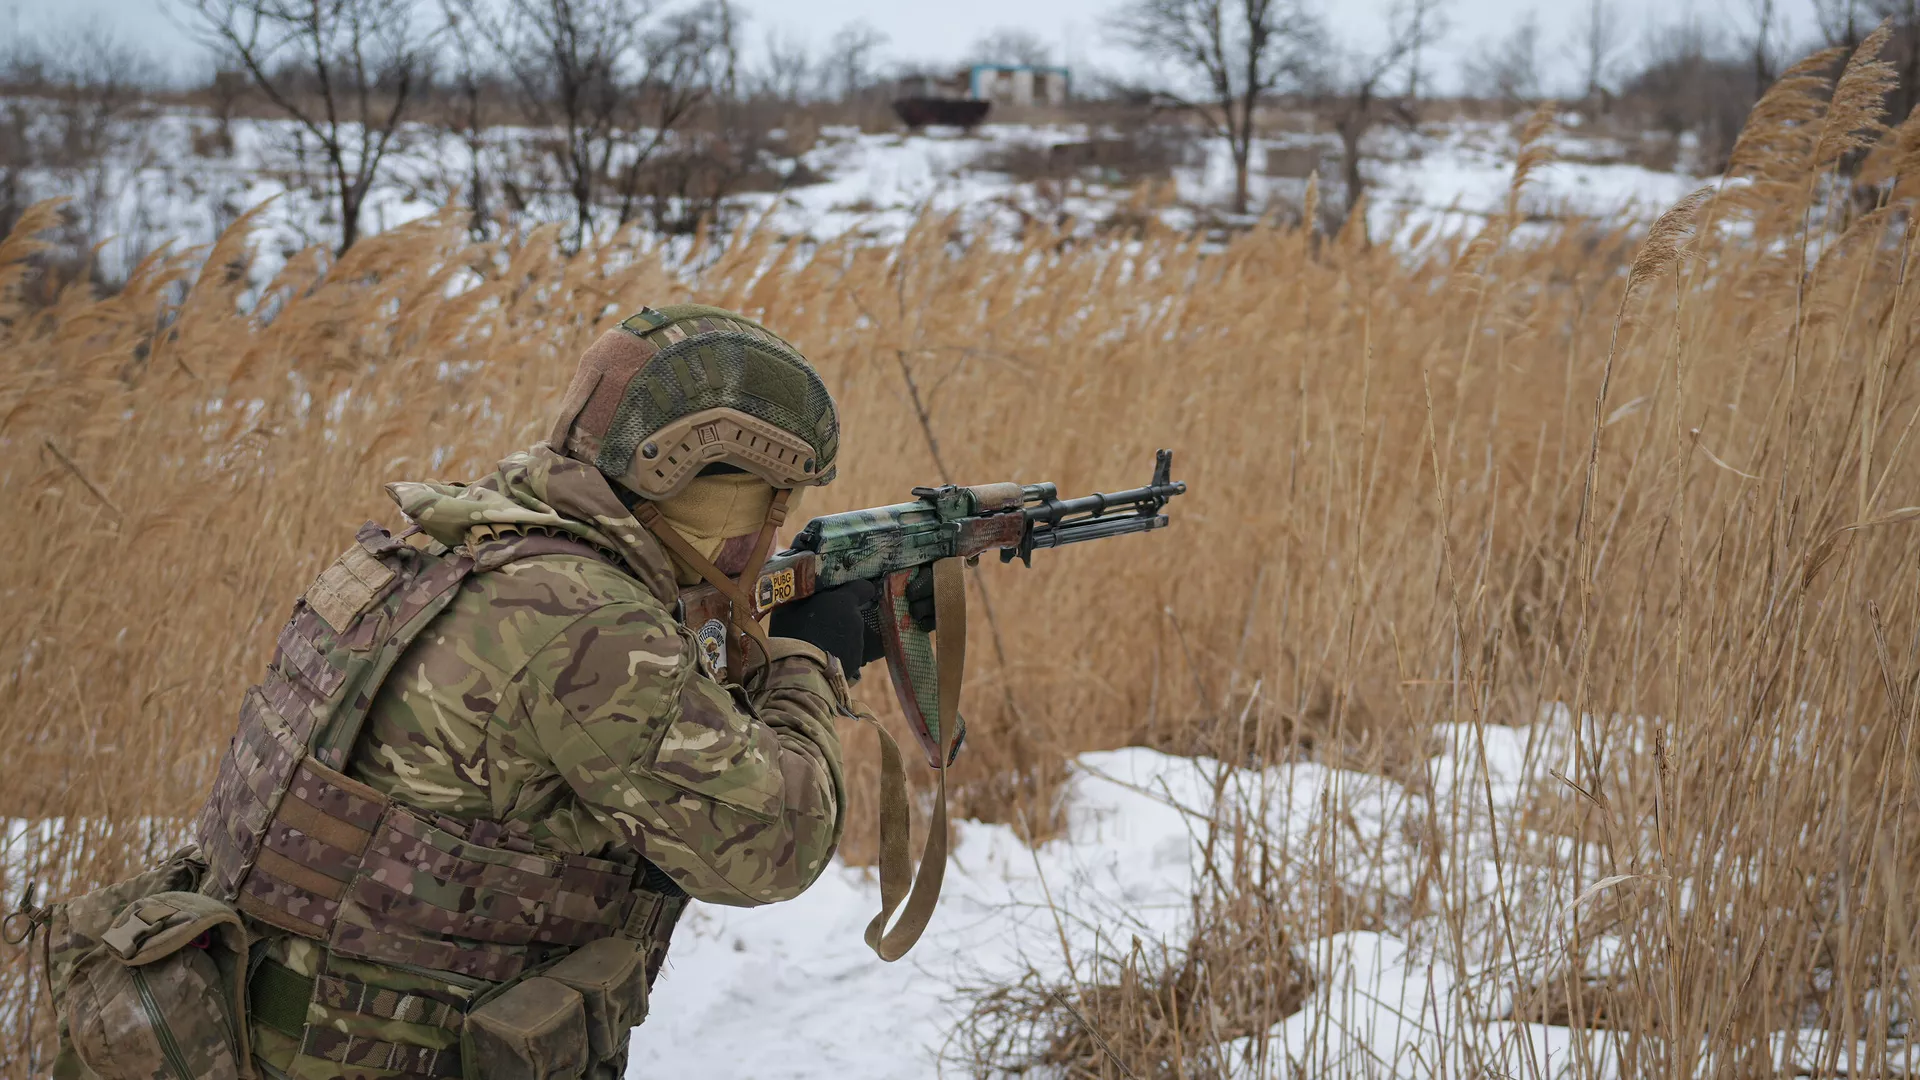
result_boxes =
[461,975,589,1080]
[64,891,251,1080]
[541,937,650,1061]
[43,847,206,1007]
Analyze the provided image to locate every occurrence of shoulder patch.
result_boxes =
[305,544,396,633]
[694,618,728,678]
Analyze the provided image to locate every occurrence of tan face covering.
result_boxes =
[653,473,805,585]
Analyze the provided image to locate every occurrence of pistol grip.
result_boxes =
[878,570,964,768]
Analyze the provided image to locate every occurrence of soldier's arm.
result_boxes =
[522,599,848,906]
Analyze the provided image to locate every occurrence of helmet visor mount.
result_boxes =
[595,406,833,500]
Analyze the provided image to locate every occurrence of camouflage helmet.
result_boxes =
[548,305,839,499]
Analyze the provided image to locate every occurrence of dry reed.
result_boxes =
[6,51,1920,1077]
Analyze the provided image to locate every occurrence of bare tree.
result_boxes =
[968,27,1056,67]
[611,2,736,226]
[823,20,888,101]
[1567,0,1621,107]
[1402,0,1438,98]
[753,29,815,102]
[1463,9,1543,104]
[0,21,164,262]
[205,60,251,156]
[1621,13,1750,168]
[1743,0,1780,99]
[1114,0,1324,215]
[450,0,730,249]
[442,8,490,237]
[706,0,740,100]
[1320,0,1446,224]
[449,0,628,244]
[182,0,438,254]
[1813,0,1866,49]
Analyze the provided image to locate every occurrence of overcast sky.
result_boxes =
[7,0,1827,94]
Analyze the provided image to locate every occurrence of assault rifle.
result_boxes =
[679,450,1188,768]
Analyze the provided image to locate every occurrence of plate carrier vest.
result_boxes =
[193,522,687,1059]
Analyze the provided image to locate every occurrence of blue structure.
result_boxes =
[966,64,1072,107]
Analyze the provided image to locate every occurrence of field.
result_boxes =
[6,45,1920,1078]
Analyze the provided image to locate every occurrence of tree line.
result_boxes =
[4,0,1915,260]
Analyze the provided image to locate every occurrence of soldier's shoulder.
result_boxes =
[463,552,672,624]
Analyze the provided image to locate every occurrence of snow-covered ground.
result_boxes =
[6,101,1708,284]
[640,709,1902,1079]
[642,713,1560,1078]
[2,718,1880,1076]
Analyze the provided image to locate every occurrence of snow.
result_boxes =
[741,121,1709,250]
[636,702,1905,1079]
[7,101,1712,286]
[639,746,1211,1076]
[1362,122,1706,246]
[637,715,1575,1078]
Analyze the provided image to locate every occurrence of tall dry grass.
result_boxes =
[4,43,1920,1076]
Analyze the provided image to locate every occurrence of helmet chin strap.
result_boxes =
[632,489,791,681]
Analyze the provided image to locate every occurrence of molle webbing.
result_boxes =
[252,959,466,1076]
[300,1024,463,1078]
[197,523,685,988]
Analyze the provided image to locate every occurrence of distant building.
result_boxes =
[890,62,1072,129]
[967,64,1071,108]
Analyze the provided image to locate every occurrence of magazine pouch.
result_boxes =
[461,975,589,1080]
[65,890,251,1080]
[541,937,650,1061]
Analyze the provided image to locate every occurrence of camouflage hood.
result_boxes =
[387,444,680,604]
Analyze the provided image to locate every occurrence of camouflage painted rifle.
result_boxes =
[680,450,1188,768]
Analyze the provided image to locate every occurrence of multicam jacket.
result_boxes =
[241,446,849,1079]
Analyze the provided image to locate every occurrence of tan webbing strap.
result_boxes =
[741,489,791,587]
[631,499,773,663]
[862,556,965,961]
[731,488,792,679]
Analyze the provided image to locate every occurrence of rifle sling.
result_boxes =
[641,491,959,961]
[861,556,963,961]
[741,488,791,593]
[732,489,792,675]
[630,498,773,670]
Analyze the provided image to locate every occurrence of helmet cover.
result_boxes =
[549,305,839,499]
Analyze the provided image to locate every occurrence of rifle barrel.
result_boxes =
[1025,481,1186,526]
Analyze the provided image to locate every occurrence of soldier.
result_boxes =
[190,305,875,1079]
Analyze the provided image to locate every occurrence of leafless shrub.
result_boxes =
[448,0,735,249]
[1618,15,1763,171]
[967,27,1057,69]
[0,22,163,283]
[619,98,801,235]
[1317,0,1446,224]
[1114,0,1324,215]
[1462,11,1544,105]
[183,0,440,255]
[975,130,1197,189]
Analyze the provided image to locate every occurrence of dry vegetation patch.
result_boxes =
[6,46,1920,1077]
